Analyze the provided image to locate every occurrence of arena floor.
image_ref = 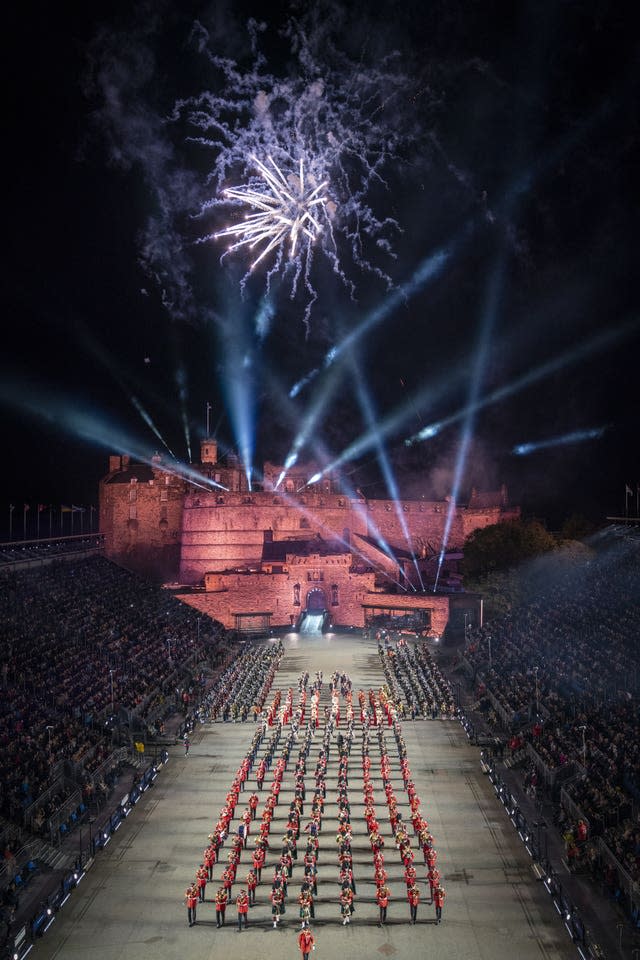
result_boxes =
[30,631,577,960]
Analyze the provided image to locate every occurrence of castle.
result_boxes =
[99,439,519,635]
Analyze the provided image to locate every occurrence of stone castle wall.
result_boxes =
[99,454,514,631]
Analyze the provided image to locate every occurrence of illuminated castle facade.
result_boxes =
[99,440,519,634]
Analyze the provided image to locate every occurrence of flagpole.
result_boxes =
[9,505,14,540]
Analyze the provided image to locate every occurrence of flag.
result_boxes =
[61,505,72,513]
[71,505,85,513]
[38,503,48,512]
[9,504,15,512]
[626,484,633,496]
[23,503,30,512]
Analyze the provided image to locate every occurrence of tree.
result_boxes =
[559,513,597,541]
[463,520,557,580]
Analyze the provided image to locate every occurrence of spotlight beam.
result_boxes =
[315,314,639,484]
[434,258,504,591]
[411,316,639,448]
[348,348,423,590]
[513,426,607,456]
[130,395,177,458]
[0,377,229,493]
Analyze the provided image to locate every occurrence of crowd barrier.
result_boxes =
[596,837,640,918]
[6,750,170,960]
[485,758,603,960]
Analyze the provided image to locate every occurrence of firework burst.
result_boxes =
[177,11,427,329]
[216,154,330,270]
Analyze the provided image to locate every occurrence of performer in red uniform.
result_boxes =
[298,928,315,959]
[253,844,266,881]
[376,884,390,925]
[246,867,258,905]
[196,864,207,902]
[434,884,445,923]
[408,883,420,923]
[204,844,216,880]
[236,889,249,930]
[184,882,198,927]
[215,887,228,927]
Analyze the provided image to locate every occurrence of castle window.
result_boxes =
[331,584,339,606]
[160,505,168,521]
[160,488,168,502]
[403,504,409,512]
[217,496,225,505]
[293,583,301,606]
[129,505,137,520]
[129,486,137,504]
[337,498,345,508]
[300,517,310,529]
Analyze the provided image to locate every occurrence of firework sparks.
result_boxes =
[216,154,330,270]
[178,11,428,329]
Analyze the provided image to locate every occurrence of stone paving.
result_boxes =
[30,632,577,960]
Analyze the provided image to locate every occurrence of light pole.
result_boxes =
[579,725,587,768]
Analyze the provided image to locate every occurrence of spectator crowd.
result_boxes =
[464,528,640,889]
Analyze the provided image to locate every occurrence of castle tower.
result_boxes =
[200,437,218,465]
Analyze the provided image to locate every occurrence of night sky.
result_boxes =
[2,1,638,540]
